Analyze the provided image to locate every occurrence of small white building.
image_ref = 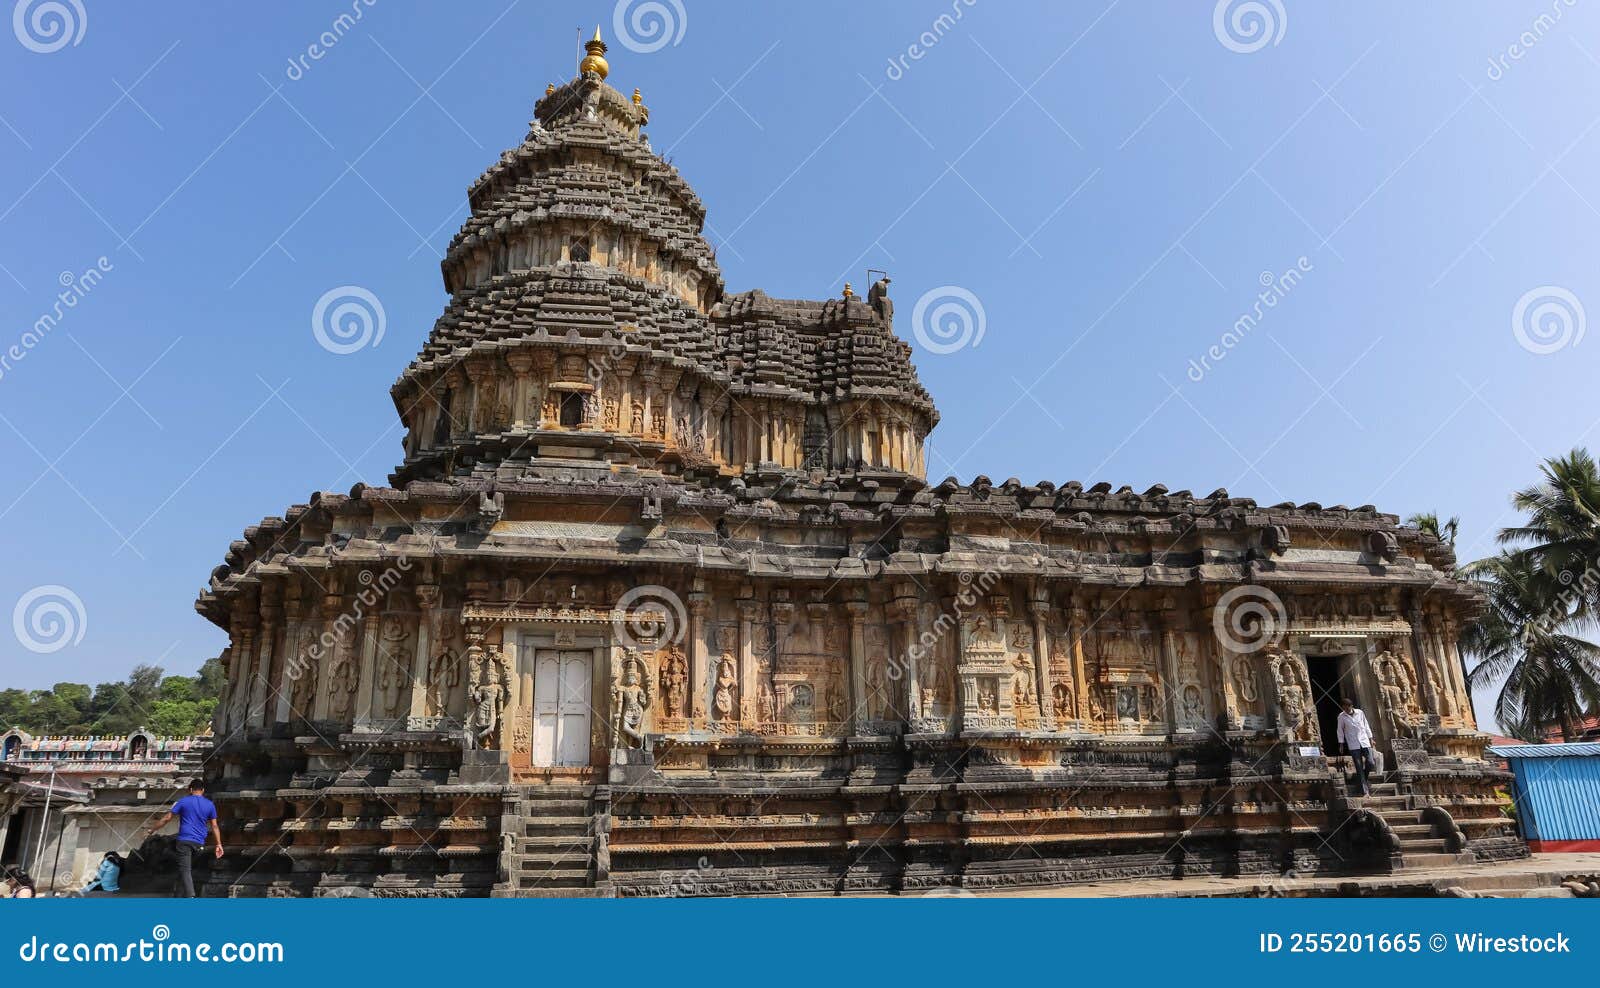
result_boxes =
[0,727,211,893]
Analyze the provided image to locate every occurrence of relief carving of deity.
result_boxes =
[326,637,357,722]
[1374,648,1419,738]
[290,627,319,717]
[658,646,688,719]
[976,679,999,715]
[466,644,510,749]
[712,653,738,721]
[864,651,890,721]
[1181,684,1206,731]
[613,651,653,748]
[427,646,461,716]
[377,617,413,717]
[1234,658,1260,706]
[1012,652,1037,708]
[1269,653,1316,744]
[1052,682,1074,721]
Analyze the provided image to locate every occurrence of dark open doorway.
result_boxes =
[1304,655,1345,753]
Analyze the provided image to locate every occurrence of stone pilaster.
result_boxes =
[1029,594,1054,730]
[891,593,920,722]
[312,592,342,723]
[846,600,869,734]
[1067,595,1090,724]
[249,589,281,729]
[688,591,709,725]
[737,597,759,727]
[275,585,305,726]
[409,584,439,722]
[506,352,534,428]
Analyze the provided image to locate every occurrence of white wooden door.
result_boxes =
[532,648,592,767]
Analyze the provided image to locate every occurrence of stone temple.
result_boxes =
[196,33,1520,897]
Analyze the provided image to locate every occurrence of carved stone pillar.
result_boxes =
[1067,595,1090,723]
[408,584,439,722]
[737,598,759,727]
[507,352,534,428]
[1440,615,1476,729]
[532,350,555,428]
[443,369,468,439]
[1028,593,1055,729]
[688,591,709,725]
[847,600,869,734]
[275,585,305,725]
[249,591,281,729]
[353,584,381,730]
[1407,602,1436,719]
[1159,613,1181,732]
[891,593,921,722]
[312,593,342,722]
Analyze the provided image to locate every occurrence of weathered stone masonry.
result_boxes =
[194,33,1519,897]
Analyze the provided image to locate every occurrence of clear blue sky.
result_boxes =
[0,2,1595,730]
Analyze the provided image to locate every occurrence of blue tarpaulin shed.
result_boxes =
[1488,742,1600,851]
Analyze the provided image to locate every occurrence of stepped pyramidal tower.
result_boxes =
[197,32,1521,897]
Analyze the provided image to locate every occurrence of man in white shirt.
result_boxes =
[1336,697,1376,795]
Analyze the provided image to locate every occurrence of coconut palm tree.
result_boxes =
[1406,511,1459,547]
[1497,448,1600,592]
[1461,552,1600,741]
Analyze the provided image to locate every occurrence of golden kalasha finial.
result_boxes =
[580,25,609,79]
[842,283,854,299]
[545,83,556,97]
[632,88,643,106]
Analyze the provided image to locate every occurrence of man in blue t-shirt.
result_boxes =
[143,778,223,897]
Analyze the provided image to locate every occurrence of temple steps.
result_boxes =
[503,784,602,896]
[1349,785,1479,872]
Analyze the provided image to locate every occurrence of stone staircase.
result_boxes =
[505,784,606,897]
[1351,781,1474,870]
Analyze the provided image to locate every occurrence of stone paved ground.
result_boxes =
[979,853,1600,897]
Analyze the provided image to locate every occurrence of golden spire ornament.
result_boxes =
[579,26,609,79]
[632,88,643,106]
[842,283,854,299]
[545,83,556,96]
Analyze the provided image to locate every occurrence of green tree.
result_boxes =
[1463,552,1600,741]
[1498,448,1600,589]
[1406,511,1459,547]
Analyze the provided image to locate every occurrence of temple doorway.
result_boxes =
[1304,655,1345,754]
[532,649,592,767]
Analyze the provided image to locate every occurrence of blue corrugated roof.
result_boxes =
[1489,742,1600,759]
